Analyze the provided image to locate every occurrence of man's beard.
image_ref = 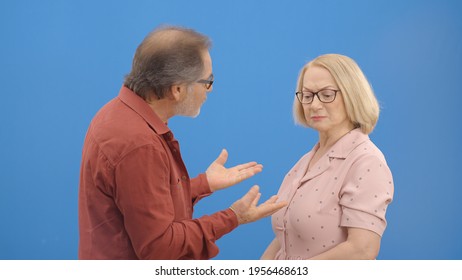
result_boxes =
[174,88,202,118]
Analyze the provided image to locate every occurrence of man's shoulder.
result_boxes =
[85,98,165,164]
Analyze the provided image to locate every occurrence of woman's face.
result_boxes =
[301,66,353,134]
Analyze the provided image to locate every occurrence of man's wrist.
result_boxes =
[228,206,241,225]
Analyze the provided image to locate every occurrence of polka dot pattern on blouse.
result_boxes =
[271,129,394,260]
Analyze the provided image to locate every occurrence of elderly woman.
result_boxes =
[262,54,394,260]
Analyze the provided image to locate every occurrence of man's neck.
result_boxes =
[147,98,176,123]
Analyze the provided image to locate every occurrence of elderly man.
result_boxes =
[78,25,286,260]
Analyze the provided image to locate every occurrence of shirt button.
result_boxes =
[181,175,187,181]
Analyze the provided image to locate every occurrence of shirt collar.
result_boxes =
[324,128,369,159]
[117,86,170,135]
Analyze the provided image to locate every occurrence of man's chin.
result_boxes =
[179,109,201,118]
[191,111,200,118]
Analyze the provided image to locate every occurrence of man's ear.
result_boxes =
[170,85,183,101]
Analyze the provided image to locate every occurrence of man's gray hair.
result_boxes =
[124,25,211,100]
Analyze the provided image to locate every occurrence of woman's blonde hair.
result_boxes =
[293,54,379,134]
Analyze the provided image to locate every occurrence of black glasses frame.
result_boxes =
[197,74,214,90]
[295,89,341,104]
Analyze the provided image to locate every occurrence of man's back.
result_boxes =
[79,91,161,259]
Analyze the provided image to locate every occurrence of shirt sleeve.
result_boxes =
[339,154,394,236]
[113,144,238,260]
[190,174,213,206]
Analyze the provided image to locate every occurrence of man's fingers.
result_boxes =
[214,149,228,165]
[234,162,262,171]
[233,165,263,184]
[232,190,286,225]
[257,198,287,216]
[261,195,279,205]
[240,185,260,205]
[251,192,261,207]
[264,201,287,216]
[233,171,252,184]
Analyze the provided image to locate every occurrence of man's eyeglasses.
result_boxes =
[295,89,340,104]
[196,74,214,90]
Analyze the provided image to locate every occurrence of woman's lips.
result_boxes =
[311,116,326,121]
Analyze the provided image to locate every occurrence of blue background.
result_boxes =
[1,0,461,260]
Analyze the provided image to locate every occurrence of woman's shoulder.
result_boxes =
[353,139,387,163]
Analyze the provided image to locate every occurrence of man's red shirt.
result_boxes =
[78,86,237,259]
